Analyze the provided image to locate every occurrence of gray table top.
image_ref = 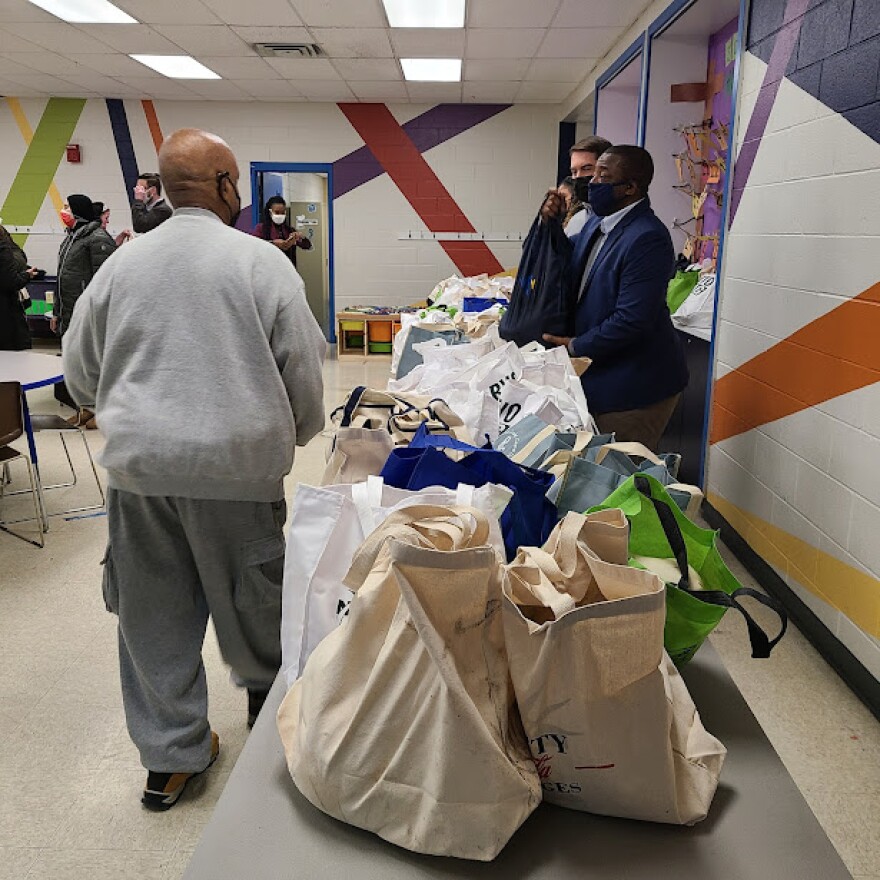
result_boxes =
[183,642,852,879]
[0,350,63,390]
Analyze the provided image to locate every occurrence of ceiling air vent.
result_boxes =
[254,43,325,58]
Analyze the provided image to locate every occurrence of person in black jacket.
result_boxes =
[0,224,38,351]
[131,173,173,233]
[250,196,312,269]
[55,194,117,425]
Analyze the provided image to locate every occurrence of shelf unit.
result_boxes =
[336,312,406,358]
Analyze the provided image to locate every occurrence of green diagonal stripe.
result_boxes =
[2,98,86,246]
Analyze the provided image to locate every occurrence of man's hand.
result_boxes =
[133,184,147,202]
[542,333,573,349]
[540,188,566,223]
[49,316,58,333]
[115,230,132,246]
[26,267,39,279]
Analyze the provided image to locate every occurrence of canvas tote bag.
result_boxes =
[281,477,512,685]
[278,505,541,861]
[501,510,727,825]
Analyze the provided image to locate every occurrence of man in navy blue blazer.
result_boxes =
[543,145,688,449]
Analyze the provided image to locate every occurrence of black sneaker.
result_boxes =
[142,730,220,812]
[247,689,270,729]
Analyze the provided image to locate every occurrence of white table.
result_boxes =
[183,643,853,880]
[0,350,65,467]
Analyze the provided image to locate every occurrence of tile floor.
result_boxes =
[0,353,878,879]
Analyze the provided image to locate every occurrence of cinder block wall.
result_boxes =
[708,0,880,679]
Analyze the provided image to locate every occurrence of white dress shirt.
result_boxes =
[578,198,645,301]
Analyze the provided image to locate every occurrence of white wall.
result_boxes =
[595,57,642,145]
[0,99,559,313]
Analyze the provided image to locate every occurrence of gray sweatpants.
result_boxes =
[103,488,287,773]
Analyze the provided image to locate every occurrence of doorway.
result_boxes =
[250,162,335,341]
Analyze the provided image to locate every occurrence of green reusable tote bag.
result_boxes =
[666,270,700,314]
[590,474,787,665]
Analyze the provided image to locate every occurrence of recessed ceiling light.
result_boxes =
[382,0,465,28]
[401,58,462,82]
[130,55,221,79]
[26,0,137,23]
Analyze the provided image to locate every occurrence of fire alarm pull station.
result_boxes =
[66,144,82,163]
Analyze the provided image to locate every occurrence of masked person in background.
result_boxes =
[131,172,173,233]
[541,146,688,450]
[94,201,132,247]
[251,196,312,269]
[55,195,117,426]
[63,128,326,812]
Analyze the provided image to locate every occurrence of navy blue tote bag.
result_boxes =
[380,425,558,561]
[499,215,575,347]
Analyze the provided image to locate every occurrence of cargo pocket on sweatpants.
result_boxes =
[234,534,285,613]
[101,544,119,614]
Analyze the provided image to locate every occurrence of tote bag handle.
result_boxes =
[633,476,787,659]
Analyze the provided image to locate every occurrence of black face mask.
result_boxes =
[572,176,592,204]
[217,172,242,227]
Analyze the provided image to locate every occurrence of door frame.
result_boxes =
[250,161,336,342]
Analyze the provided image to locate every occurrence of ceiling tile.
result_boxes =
[194,56,276,78]
[2,23,116,53]
[230,25,311,45]
[537,27,624,58]
[465,28,544,59]
[0,51,83,76]
[264,56,340,80]
[112,0,222,25]
[152,24,252,56]
[330,57,401,81]
[200,0,304,26]
[83,24,186,54]
[405,82,463,103]
[516,80,574,101]
[112,76,201,98]
[462,81,519,102]
[61,71,138,93]
[238,79,305,98]
[185,79,250,98]
[300,79,356,101]
[468,0,559,29]
[2,71,75,92]
[290,0,386,28]
[63,53,164,76]
[0,28,46,52]
[554,0,652,29]
[390,28,465,57]
[463,58,530,80]
[0,0,56,22]
[349,79,408,100]
[526,57,592,82]
[309,28,393,58]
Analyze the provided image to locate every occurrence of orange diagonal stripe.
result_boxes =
[142,100,164,153]
[711,280,880,443]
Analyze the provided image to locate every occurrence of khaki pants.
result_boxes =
[595,393,681,451]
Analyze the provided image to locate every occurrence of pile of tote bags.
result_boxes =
[276,337,788,862]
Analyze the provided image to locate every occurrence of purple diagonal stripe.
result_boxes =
[332,103,510,199]
[729,0,809,226]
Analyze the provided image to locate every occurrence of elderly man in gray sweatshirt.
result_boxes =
[63,128,326,811]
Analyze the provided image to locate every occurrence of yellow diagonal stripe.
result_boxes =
[5,97,64,214]
[707,492,879,639]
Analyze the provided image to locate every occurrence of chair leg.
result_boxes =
[5,431,76,494]
[52,431,105,516]
[0,456,45,548]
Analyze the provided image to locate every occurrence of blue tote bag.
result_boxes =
[380,425,558,560]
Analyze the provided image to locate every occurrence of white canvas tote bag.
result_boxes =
[278,505,541,861]
[501,511,726,825]
[281,477,512,686]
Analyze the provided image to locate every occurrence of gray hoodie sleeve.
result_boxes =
[61,281,105,408]
[270,285,326,447]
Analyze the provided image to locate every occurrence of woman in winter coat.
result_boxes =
[0,224,37,351]
[55,194,117,426]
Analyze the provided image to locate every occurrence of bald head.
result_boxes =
[158,128,241,223]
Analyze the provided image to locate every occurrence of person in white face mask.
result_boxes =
[251,196,312,268]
